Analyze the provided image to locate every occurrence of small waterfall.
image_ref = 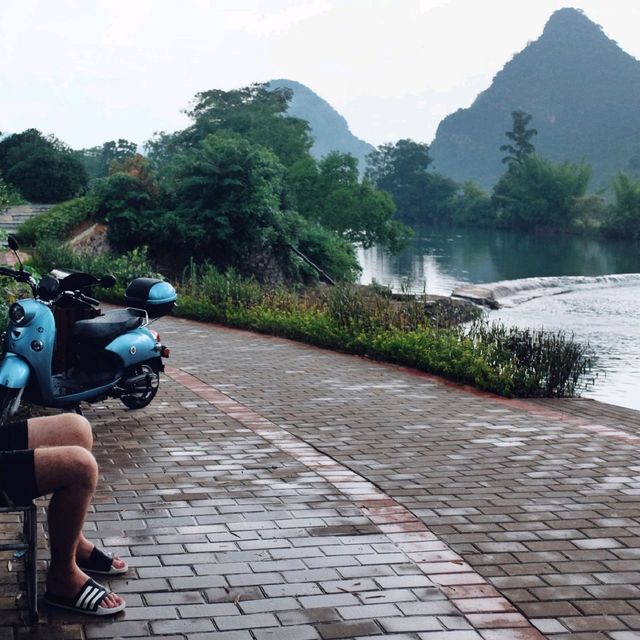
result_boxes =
[452,273,640,308]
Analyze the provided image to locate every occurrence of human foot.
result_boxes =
[76,539,128,575]
[46,569,125,615]
[45,577,125,615]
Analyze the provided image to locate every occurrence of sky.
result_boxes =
[2,0,640,150]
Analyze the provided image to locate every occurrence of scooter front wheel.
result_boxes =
[120,363,159,410]
[0,386,21,427]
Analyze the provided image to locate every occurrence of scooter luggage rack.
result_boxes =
[125,307,151,326]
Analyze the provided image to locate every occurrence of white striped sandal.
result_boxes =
[44,578,126,616]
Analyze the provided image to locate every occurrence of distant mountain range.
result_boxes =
[268,79,374,171]
[428,8,640,191]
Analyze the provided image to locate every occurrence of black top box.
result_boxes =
[125,278,177,318]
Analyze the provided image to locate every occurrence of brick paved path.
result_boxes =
[3,313,640,639]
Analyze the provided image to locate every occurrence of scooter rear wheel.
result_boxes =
[120,363,159,410]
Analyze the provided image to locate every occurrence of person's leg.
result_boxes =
[27,413,93,450]
[34,445,123,610]
[24,413,127,572]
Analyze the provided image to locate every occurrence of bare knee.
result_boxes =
[28,413,93,450]
[65,414,93,450]
[35,446,98,495]
[68,446,98,488]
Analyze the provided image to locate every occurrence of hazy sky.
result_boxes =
[2,0,639,150]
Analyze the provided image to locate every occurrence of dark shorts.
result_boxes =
[0,420,38,505]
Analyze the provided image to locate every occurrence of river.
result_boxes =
[358,226,640,411]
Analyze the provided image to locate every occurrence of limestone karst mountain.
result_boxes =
[268,79,374,171]
[429,8,640,190]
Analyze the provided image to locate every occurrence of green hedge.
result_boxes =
[16,195,98,245]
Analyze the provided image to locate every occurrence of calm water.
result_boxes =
[358,226,640,410]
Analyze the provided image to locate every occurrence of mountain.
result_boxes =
[268,79,374,171]
[429,8,640,191]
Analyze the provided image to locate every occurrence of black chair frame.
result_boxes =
[0,488,38,621]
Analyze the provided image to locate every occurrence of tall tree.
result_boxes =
[500,110,538,166]
[366,139,457,224]
[289,151,413,252]
[182,83,313,167]
[607,172,640,238]
[0,129,87,202]
[492,155,591,229]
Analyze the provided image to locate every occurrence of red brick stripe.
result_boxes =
[165,365,547,639]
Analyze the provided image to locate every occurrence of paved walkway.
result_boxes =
[3,313,640,639]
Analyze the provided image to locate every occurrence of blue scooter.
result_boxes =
[0,236,176,424]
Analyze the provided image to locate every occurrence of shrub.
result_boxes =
[29,239,158,289]
[466,320,594,397]
[16,196,98,245]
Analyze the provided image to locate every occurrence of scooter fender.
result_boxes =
[0,353,30,389]
[105,327,159,368]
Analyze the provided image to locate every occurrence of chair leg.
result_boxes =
[23,507,38,622]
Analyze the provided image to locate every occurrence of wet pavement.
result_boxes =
[2,312,640,639]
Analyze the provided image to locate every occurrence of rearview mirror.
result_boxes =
[7,235,18,252]
[99,275,117,289]
[36,275,61,301]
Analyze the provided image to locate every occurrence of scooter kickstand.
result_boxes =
[72,404,84,417]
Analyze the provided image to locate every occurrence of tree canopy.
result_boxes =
[0,129,87,202]
[492,154,591,229]
[365,139,458,225]
[182,83,313,168]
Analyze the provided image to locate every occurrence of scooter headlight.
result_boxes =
[9,303,26,325]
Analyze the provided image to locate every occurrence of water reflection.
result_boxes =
[359,226,640,294]
[358,225,640,410]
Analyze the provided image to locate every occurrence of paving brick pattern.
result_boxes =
[2,313,640,638]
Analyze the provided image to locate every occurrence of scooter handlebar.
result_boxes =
[0,266,20,278]
[0,266,33,284]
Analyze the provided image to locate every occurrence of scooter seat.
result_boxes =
[72,309,144,345]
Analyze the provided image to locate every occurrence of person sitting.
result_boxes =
[0,412,127,616]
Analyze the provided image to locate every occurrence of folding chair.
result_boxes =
[0,489,38,621]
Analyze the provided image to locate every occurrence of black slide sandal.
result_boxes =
[45,577,125,616]
[78,546,128,575]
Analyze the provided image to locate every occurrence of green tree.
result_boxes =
[500,110,538,166]
[289,151,412,252]
[452,182,495,226]
[93,173,156,250]
[365,139,431,221]
[182,83,313,167]
[0,175,11,209]
[607,172,640,238]
[77,139,138,179]
[492,155,591,229]
[110,133,299,280]
[365,139,456,224]
[0,129,87,202]
[100,139,138,175]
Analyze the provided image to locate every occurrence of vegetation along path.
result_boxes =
[4,312,640,639]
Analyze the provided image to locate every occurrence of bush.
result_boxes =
[466,320,594,397]
[16,195,98,245]
[29,239,159,289]
[170,267,593,398]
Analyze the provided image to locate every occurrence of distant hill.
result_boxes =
[429,8,640,191]
[268,79,374,171]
